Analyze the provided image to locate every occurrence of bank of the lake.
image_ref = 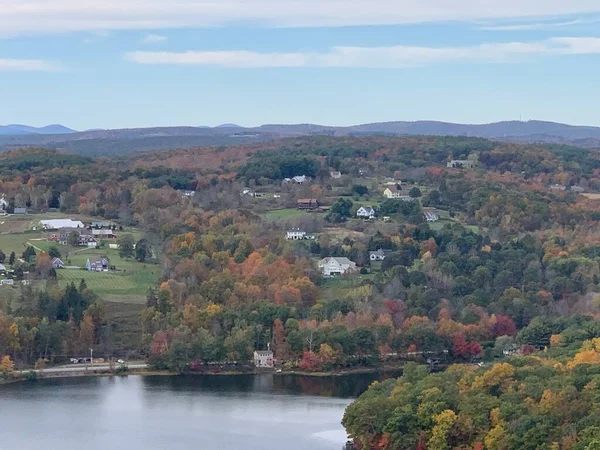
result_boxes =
[0,373,390,450]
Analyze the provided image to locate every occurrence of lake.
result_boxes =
[0,373,392,450]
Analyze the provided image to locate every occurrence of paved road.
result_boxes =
[17,363,148,375]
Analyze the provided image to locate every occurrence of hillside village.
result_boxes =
[0,135,600,389]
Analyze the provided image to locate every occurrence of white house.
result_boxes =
[0,195,8,211]
[383,185,403,199]
[40,219,84,230]
[447,160,476,169]
[254,350,274,368]
[240,188,254,197]
[293,175,308,184]
[0,279,14,286]
[357,206,376,219]
[285,229,315,240]
[369,249,390,261]
[330,171,342,179]
[318,257,357,276]
[51,257,65,269]
[286,228,307,240]
[424,212,439,222]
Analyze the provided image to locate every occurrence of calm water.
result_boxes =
[0,373,392,450]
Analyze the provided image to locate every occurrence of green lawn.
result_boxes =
[262,208,310,221]
[428,219,455,231]
[0,231,44,257]
[57,247,160,296]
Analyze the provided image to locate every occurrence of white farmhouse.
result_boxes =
[356,206,375,219]
[318,257,357,276]
[383,185,403,199]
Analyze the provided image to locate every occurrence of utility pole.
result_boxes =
[90,348,93,370]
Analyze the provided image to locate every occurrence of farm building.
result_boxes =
[92,229,116,239]
[91,221,112,229]
[14,207,27,215]
[40,219,84,230]
[296,199,319,210]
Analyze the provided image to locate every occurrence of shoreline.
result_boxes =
[2,363,405,385]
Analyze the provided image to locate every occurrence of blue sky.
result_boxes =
[1,1,600,130]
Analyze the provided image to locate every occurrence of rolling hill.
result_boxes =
[1,120,600,155]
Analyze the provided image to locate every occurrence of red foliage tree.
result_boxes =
[492,315,517,337]
[299,351,321,371]
[452,332,482,359]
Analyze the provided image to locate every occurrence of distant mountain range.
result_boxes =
[1,120,600,155]
[0,124,77,136]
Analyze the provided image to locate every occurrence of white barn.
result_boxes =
[40,219,84,230]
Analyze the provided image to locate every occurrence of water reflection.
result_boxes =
[0,373,400,450]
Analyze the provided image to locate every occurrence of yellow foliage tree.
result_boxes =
[318,344,338,367]
[567,339,600,369]
[427,410,457,450]
[550,334,562,347]
[484,423,509,450]
[0,355,14,374]
[472,363,515,390]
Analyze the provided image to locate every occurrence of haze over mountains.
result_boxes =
[1,120,600,156]
[0,124,76,136]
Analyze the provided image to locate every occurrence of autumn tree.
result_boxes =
[0,355,14,374]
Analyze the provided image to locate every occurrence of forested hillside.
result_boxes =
[1,135,600,420]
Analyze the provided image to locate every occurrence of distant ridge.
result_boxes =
[0,124,76,136]
[2,119,600,156]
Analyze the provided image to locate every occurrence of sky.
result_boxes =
[1,0,600,130]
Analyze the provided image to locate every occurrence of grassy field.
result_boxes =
[262,208,312,221]
[57,247,160,296]
[102,299,145,356]
[0,231,44,257]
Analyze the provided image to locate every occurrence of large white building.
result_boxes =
[40,219,85,230]
[254,350,274,368]
[318,257,357,276]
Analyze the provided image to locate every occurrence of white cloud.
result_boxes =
[143,34,167,43]
[478,17,600,31]
[0,58,59,71]
[125,37,600,68]
[1,0,600,35]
